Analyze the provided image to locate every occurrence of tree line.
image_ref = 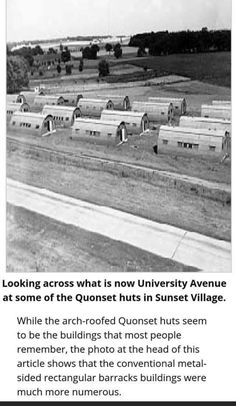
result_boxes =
[129,29,231,56]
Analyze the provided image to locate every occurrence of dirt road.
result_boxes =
[7,179,231,273]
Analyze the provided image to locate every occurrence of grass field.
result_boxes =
[130,52,231,88]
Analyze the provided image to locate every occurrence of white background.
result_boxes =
[0,1,235,402]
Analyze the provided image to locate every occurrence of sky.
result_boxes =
[7,0,232,43]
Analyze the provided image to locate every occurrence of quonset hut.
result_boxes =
[179,116,231,136]
[201,105,231,120]
[158,126,227,156]
[72,117,127,145]
[7,102,30,123]
[60,93,83,106]
[34,95,65,108]
[132,101,173,124]
[77,98,114,118]
[7,94,26,104]
[20,90,45,105]
[97,95,131,110]
[42,105,81,128]
[148,97,187,115]
[8,112,56,136]
[101,110,149,135]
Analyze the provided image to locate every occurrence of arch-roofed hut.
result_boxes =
[149,97,187,115]
[201,104,231,120]
[34,95,65,108]
[6,102,30,122]
[101,110,149,134]
[158,125,227,156]
[7,94,26,104]
[77,98,114,118]
[42,105,81,128]
[132,101,173,123]
[8,112,56,136]
[179,116,231,136]
[60,93,83,106]
[97,95,131,110]
[72,117,127,145]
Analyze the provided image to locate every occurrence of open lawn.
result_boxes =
[130,52,231,88]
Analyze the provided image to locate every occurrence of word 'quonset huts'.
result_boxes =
[132,101,173,123]
[8,112,56,136]
[72,118,127,145]
[42,105,81,128]
[101,110,149,135]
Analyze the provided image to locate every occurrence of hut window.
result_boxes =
[161,112,165,115]
[12,121,16,125]
[177,142,183,147]
[209,145,216,151]
[36,125,40,129]
[162,139,168,145]
[66,117,69,121]
[133,123,137,127]
[193,144,199,150]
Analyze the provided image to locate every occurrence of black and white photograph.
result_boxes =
[6,0,231,273]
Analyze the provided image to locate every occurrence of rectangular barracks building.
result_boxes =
[97,95,131,111]
[8,112,56,137]
[201,104,231,120]
[71,117,128,145]
[6,102,30,123]
[179,116,231,136]
[132,101,174,124]
[77,98,114,118]
[158,126,228,156]
[101,110,149,135]
[148,97,187,115]
[42,105,81,128]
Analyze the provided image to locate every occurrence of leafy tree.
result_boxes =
[7,55,29,93]
[137,47,147,57]
[65,64,72,75]
[105,43,112,54]
[82,45,99,59]
[114,43,122,59]
[47,47,57,54]
[61,47,71,63]
[32,45,44,55]
[98,59,109,77]
[79,58,84,72]
[57,64,61,74]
